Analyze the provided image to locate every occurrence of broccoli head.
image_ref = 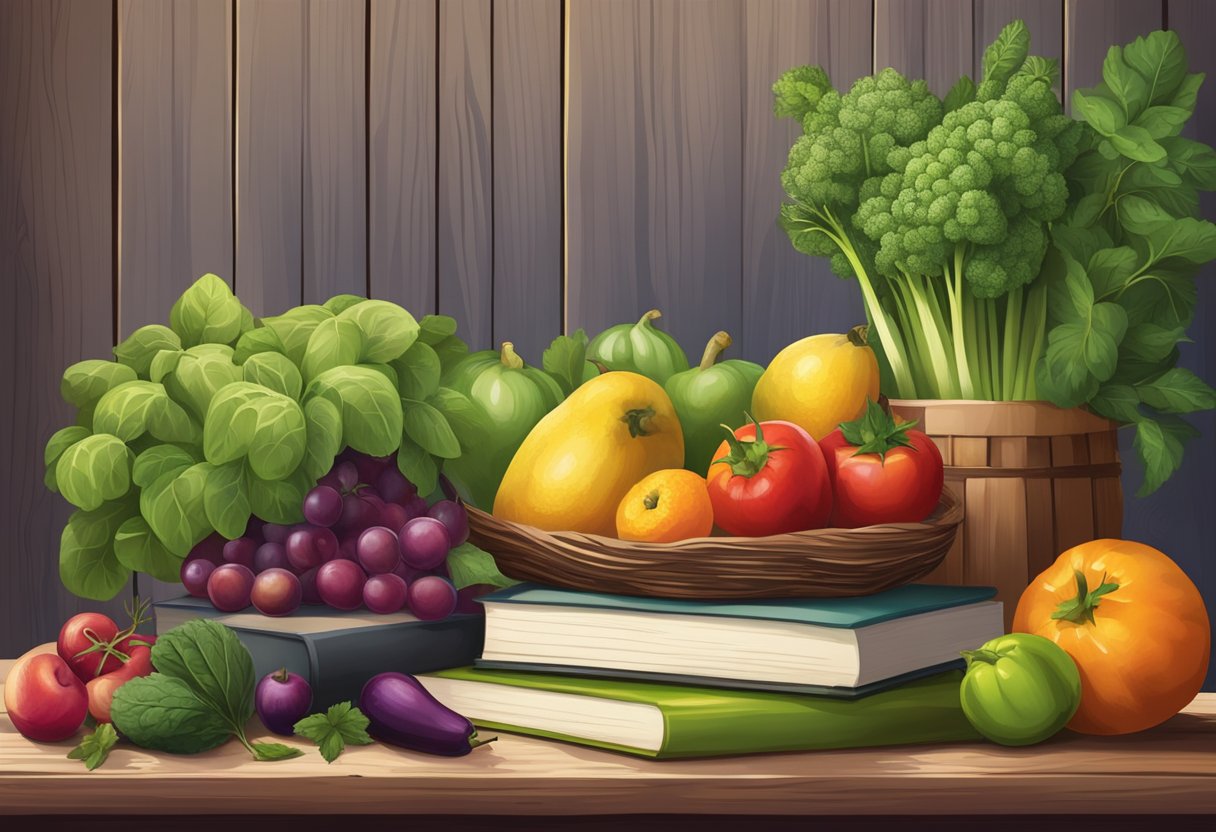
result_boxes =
[772,66,832,123]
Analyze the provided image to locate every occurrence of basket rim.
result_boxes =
[465,488,962,551]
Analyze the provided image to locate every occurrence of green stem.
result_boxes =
[963,288,985,399]
[500,342,524,370]
[1015,280,1048,401]
[890,278,938,397]
[946,251,976,399]
[1002,286,1023,401]
[698,331,733,370]
[906,273,958,398]
[987,300,1002,402]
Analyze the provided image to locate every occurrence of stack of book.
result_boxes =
[417,583,1004,759]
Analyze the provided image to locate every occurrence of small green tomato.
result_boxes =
[959,633,1081,747]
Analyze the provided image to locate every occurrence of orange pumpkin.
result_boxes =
[1013,539,1210,735]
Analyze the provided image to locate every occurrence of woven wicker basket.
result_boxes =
[465,490,963,600]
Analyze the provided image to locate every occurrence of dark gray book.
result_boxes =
[155,596,485,709]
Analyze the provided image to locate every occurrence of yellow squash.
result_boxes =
[493,372,684,536]
[751,325,880,440]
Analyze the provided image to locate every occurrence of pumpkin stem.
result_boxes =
[698,331,733,370]
[1050,570,1121,625]
[637,309,663,328]
[500,342,524,370]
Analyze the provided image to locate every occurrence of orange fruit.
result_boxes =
[615,469,714,543]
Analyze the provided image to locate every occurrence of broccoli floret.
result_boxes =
[773,66,832,123]
[966,216,1048,296]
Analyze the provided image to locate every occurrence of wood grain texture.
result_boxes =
[369,0,437,314]
[235,0,304,315]
[492,0,562,362]
[873,0,973,97]
[964,477,1028,629]
[438,0,493,350]
[566,0,744,357]
[0,0,128,657]
[741,0,869,365]
[118,0,234,328]
[1050,434,1095,553]
[1,652,1214,815]
[303,0,367,303]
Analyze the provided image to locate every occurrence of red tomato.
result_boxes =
[57,613,121,681]
[707,419,833,536]
[820,403,944,528]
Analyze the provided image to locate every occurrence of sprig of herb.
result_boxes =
[293,701,374,763]
[67,723,119,771]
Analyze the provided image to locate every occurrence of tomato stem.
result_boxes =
[1051,570,1121,625]
[710,415,785,479]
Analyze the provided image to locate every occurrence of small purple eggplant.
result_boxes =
[256,668,313,736]
[359,672,495,756]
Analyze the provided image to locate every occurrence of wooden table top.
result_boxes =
[2,647,1214,816]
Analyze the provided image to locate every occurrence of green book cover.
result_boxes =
[423,666,981,759]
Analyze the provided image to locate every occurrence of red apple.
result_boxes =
[4,653,89,742]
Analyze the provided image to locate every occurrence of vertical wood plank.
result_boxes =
[0,0,126,655]
[493,0,563,362]
[119,0,233,333]
[965,478,1029,629]
[1088,431,1123,539]
[1024,436,1056,580]
[741,0,869,365]
[1064,0,1162,100]
[974,1,1063,89]
[369,0,437,315]
[566,0,744,356]
[236,0,304,316]
[874,0,974,97]
[438,0,493,350]
[303,0,366,304]
[1050,434,1095,552]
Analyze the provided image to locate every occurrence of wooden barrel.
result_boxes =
[888,400,1123,629]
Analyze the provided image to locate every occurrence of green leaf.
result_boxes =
[1039,299,1128,408]
[981,19,1028,87]
[1122,323,1187,362]
[261,305,334,367]
[1090,383,1141,424]
[45,426,92,468]
[1133,414,1197,496]
[429,387,492,450]
[301,317,365,384]
[542,329,590,396]
[293,701,373,764]
[56,434,132,512]
[67,723,119,771]
[203,460,252,540]
[1122,161,1182,188]
[1087,247,1138,299]
[59,498,138,601]
[1117,194,1174,236]
[303,397,343,482]
[432,333,470,373]
[61,360,140,409]
[1017,56,1058,86]
[322,294,367,315]
[93,381,189,444]
[132,444,196,488]
[305,366,404,457]
[152,618,256,730]
[403,401,461,459]
[393,341,442,401]
[204,383,307,480]
[173,351,243,420]
[252,742,303,761]
[446,542,519,591]
[1134,105,1190,140]
[1072,90,1126,136]
[1118,269,1197,329]
[233,326,289,366]
[1070,192,1107,228]
[1102,45,1149,119]
[113,516,182,582]
[169,274,244,348]
[1108,125,1166,163]
[1167,72,1204,113]
[338,299,420,363]
[1121,30,1187,106]
[1161,136,1216,189]
[1136,367,1216,414]
[141,463,212,557]
[114,325,183,378]
[242,351,303,401]
[1149,217,1216,265]
[149,349,184,383]
[110,675,232,755]
[942,75,976,113]
[249,466,310,525]
[396,438,439,496]
[418,314,459,345]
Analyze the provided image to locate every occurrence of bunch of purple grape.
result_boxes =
[179,451,479,620]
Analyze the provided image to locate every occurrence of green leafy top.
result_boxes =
[293,701,373,763]
[839,399,919,459]
[68,723,119,771]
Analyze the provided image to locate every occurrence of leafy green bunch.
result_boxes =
[1041,30,1216,494]
[45,274,486,600]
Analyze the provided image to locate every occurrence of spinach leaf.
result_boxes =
[1133,415,1198,496]
[61,360,138,409]
[396,438,439,497]
[303,397,343,482]
[1101,45,1148,120]
[261,305,333,366]
[113,516,183,582]
[141,463,213,557]
[429,387,492,450]
[417,314,458,345]
[203,383,307,480]
[446,542,519,591]
[1136,367,1216,413]
[59,497,138,601]
[403,401,461,459]
[322,293,367,315]
[242,351,303,400]
[152,619,256,727]
[338,299,419,363]
[132,444,196,488]
[149,349,184,383]
[302,317,364,383]
[45,426,91,469]
[111,675,233,754]
[114,325,182,377]
[169,273,244,348]
[249,466,309,525]
[392,341,441,401]
[1121,30,1187,107]
[203,460,253,540]
[306,366,403,457]
[234,325,288,365]
[173,351,243,420]
[56,434,132,512]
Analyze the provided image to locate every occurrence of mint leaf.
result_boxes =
[67,723,119,771]
[1102,45,1149,119]
[293,702,374,764]
[1133,415,1198,496]
[1136,368,1216,413]
[252,742,303,761]
[543,330,590,396]
[1121,30,1187,107]
[446,542,519,591]
[1117,194,1172,236]
[1072,90,1125,136]
[1108,125,1166,163]
[1091,383,1141,424]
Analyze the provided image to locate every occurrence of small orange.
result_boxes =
[615,469,714,543]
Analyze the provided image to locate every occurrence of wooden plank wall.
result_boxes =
[0,0,1213,689]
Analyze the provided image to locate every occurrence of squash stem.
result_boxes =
[500,342,524,370]
[699,331,733,370]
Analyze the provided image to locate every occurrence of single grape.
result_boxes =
[181,558,216,598]
[363,573,408,614]
[334,461,359,493]
[379,502,410,534]
[426,500,470,547]
[315,559,367,611]
[355,454,393,486]
[207,563,255,612]
[298,567,323,605]
[262,523,292,544]
[399,517,451,570]
[254,541,290,573]
[360,491,386,512]
[337,493,378,536]
[188,533,227,565]
[376,468,417,505]
[303,485,344,527]
[250,568,303,617]
[357,526,402,575]
[286,525,340,572]
[223,537,258,569]
[408,576,457,621]
[455,584,496,615]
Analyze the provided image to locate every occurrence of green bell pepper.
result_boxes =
[440,342,565,510]
[586,309,689,384]
[959,633,1081,747]
[664,331,764,475]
